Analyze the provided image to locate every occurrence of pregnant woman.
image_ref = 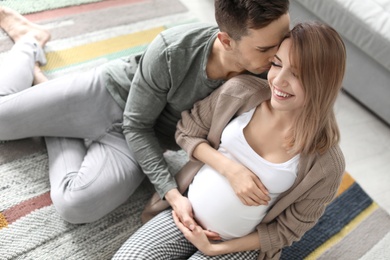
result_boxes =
[113,21,347,260]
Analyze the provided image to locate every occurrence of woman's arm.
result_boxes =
[193,142,270,206]
[256,147,345,252]
[175,76,271,206]
[173,211,260,256]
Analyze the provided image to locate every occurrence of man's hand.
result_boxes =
[172,211,220,256]
[165,189,196,230]
[165,189,221,240]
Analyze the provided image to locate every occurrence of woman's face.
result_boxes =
[267,38,305,115]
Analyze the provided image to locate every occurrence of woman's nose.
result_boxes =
[273,70,288,87]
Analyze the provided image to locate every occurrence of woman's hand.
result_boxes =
[167,189,221,240]
[172,211,220,256]
[192,143,270,207]
[225,161,270,206]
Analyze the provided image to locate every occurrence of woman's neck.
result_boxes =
[263,101,297,132]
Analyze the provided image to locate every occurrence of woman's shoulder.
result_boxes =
[321,145,345,173]
[309,145,345,180]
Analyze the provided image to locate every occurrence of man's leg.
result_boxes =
[0,6,50,46]
[0,6,50,90]
[0,7,146,223]
[46,132,145,224]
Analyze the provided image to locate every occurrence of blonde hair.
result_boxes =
[285,22,346,155]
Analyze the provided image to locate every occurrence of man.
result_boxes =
[119,0,290,231]
[0,0,289,227]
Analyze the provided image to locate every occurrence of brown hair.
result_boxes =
[285,22,346,155]
[214,0,289,40]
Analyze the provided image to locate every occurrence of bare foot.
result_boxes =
[0,6,51,47]
[33,63,48,85]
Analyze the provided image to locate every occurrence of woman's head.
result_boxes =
[287,22,346,113]
[269,22,346,154]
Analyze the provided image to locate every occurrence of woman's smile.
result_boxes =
[273,86,293,99]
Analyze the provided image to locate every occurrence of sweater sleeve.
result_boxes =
[257,146,345,256]
[122,34,176,199]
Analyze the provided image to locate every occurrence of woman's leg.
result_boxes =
[113,209,197,259]
[189,249,259,260]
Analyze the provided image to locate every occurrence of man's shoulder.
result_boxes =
[163,22,217,34]
[160,22,218,47]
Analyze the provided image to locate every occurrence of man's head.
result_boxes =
[214,0,290,76]
[215,0,290,41]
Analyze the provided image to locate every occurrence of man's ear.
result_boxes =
[217,32,234,51]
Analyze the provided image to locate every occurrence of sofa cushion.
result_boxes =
[295,0,390,72]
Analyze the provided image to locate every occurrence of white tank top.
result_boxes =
[188,108,299,240]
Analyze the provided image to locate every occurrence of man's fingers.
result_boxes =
[182,216,196,231]
[174,210,196,231]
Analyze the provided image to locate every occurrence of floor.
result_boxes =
[179,0,390,215]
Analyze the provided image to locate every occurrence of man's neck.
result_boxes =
[206,38,244,80]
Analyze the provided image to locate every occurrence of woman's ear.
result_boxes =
[217,32,234,51]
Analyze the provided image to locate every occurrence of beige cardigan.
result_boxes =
[142,74,345,260]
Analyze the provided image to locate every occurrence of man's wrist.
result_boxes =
[164,188,181,207]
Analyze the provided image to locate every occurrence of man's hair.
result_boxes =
[214,0,290,40]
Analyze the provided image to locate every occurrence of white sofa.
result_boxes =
[290,0,390,125]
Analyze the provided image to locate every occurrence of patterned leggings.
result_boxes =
[112,209,259,259]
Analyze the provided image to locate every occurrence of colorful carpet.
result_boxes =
[1,0,390,259]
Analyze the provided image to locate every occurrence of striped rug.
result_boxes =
[0,0,390,259]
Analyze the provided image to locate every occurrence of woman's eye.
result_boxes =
[271,61,281,68]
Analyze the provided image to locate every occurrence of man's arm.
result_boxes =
[122,34,176,198]
[122,33,198,230]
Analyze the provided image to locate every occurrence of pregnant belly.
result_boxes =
[188,164,269,240]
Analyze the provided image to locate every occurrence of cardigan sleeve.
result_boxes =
[175,75,270,161]
[256,146,345,258]
[175,81,223,161]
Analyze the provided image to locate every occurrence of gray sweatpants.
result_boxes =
[0,36,144,223]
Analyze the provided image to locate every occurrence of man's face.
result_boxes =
[230,13,290,75]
